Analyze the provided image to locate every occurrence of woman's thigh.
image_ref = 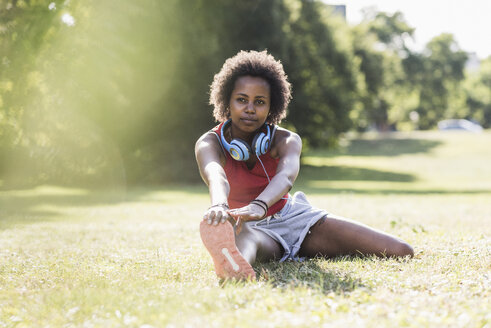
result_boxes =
[255,229,284,262]
[298,215,413,258]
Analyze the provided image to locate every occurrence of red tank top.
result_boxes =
[212,122,288,216]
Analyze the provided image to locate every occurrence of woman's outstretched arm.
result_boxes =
[195,132,231,225]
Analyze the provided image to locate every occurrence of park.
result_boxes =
[1,1,490,327]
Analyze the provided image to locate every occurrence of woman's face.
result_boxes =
[228,75,271,137]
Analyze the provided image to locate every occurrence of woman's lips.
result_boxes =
[240,118,257,125]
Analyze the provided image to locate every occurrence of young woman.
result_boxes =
[196,50,413,280]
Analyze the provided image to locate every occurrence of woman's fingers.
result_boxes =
[235,217,243,234]
[203,211,213,224]
[228,212,260,222]
[204,208,231,225]
[228,204,265,220]
[228,210,247,218]
[204,204,263,227]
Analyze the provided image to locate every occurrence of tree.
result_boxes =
[365,10,414,52]
[464,57,491,128]
[137,0,291,183]
[352,10,414,131]
[0,0,294,186]
[283,0,358,147]
[412,34,468,129]
[0,0,187,186]
[0,0,71,182]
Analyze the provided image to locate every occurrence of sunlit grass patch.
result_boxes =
[300,130,491,195]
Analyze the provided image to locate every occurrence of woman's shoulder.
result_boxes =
[270,126,302,157]
[195,130,227,166]
[272,126,301,143]
[195,130,221,152]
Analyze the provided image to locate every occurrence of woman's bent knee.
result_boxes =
[393,241,414,257]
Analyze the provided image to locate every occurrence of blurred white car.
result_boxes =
[437,119,483,132]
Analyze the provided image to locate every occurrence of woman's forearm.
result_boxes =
[255,171,294,207]
[207,170,230,206]
[254,130,301,207]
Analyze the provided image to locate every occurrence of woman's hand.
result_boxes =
[228,203,267,234]
[203,204,231,226]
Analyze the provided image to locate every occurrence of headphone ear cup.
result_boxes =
[229,139,252,161]
[253,132,270,156]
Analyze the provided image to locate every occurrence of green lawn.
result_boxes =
[1,131,490,327]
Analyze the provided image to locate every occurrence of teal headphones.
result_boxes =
[220,119,272,161]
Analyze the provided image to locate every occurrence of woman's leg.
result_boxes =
[298,215,414,258]
[235,223,283,264]
[199,221,256,280]
[199,220,283,280]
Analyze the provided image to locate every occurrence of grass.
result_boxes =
[1,131,490,327]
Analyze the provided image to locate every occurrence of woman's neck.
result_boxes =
[229,124,254,144]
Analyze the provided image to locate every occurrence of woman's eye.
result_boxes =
[255,100,265,105]
[237,98,246,103]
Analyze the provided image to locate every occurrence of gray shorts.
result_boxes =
[247,191,328,262]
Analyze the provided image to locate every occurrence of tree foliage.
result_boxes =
[283,0,358,146]
[352,10,414,131]
[408,34,468,129]
[464,57,491,128]
[0,1,488,187]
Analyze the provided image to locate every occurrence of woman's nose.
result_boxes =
[245,102,255,112]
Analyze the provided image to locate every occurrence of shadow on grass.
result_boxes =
[0,184,208,229]
[255,259,365,294]
[294,184,491,195]
[300,164,416,182]
[307,138,442,158]
[296,164,491,195]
